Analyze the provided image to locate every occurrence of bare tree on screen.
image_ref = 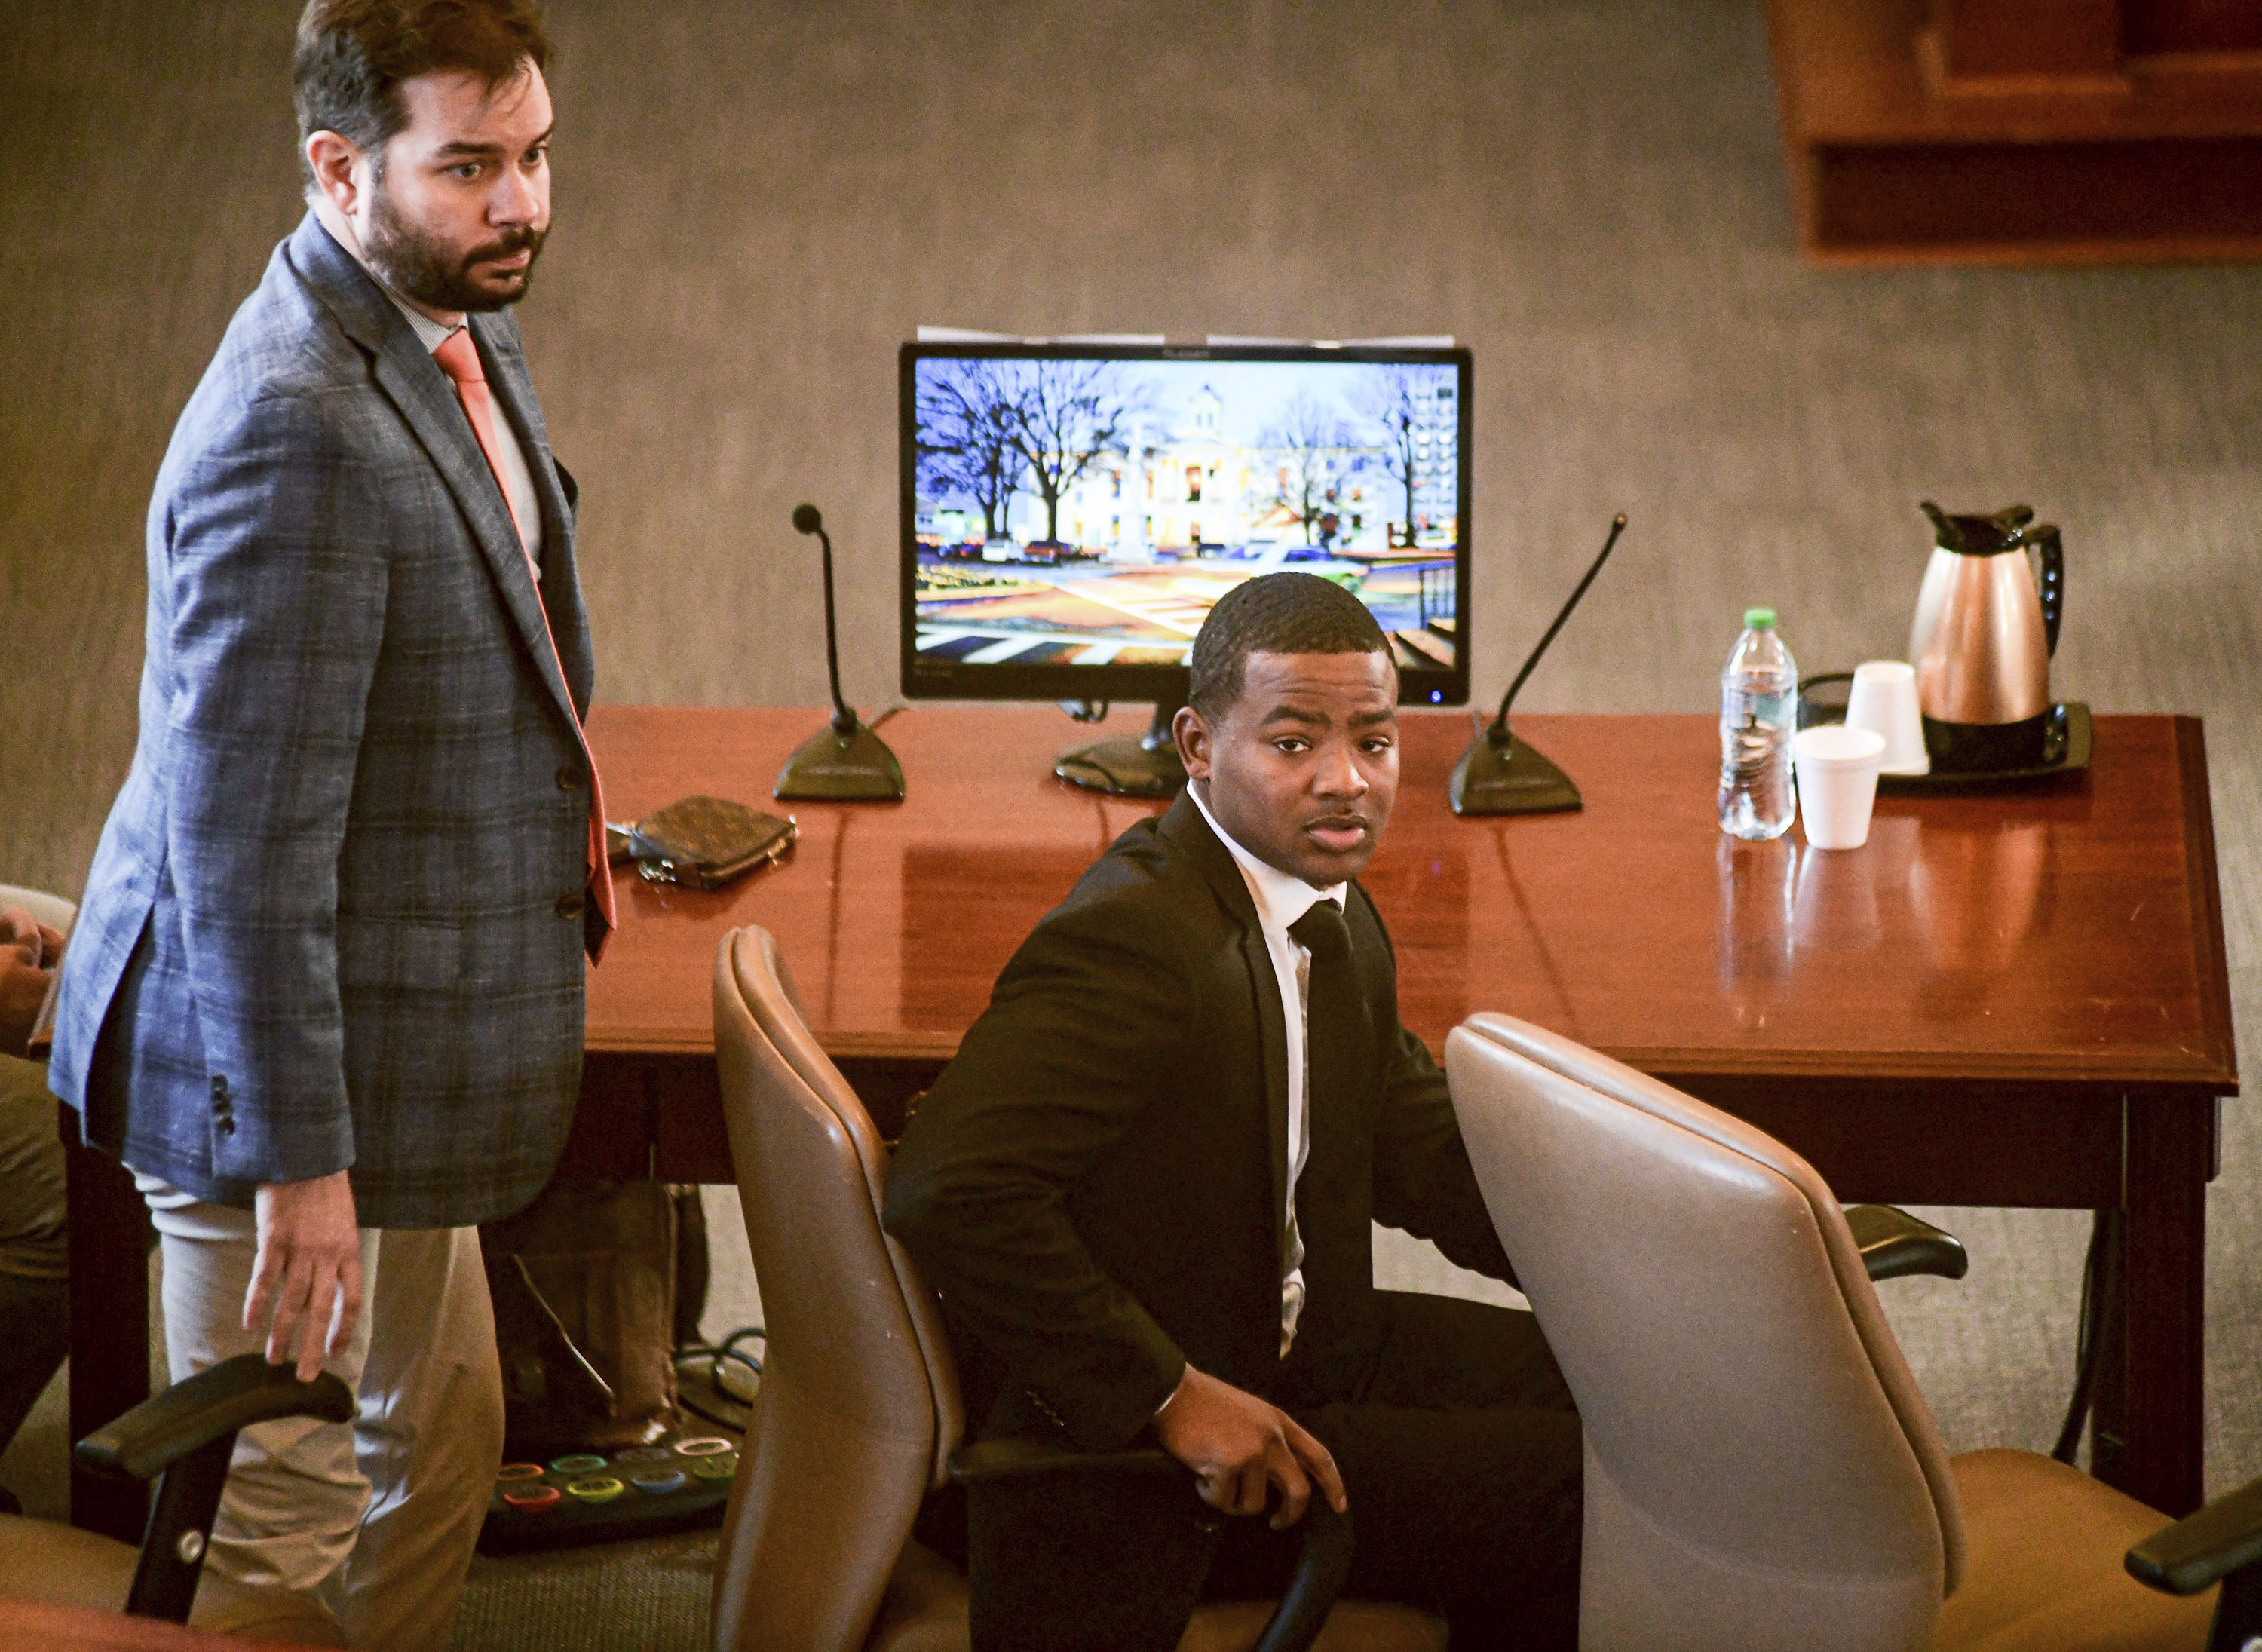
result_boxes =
[1358,366,1425,547]
[1004,361,1143,547]
[1258,391,1356,546]
[916,360,1025,541]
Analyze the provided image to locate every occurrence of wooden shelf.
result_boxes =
[1764,0,2262,264]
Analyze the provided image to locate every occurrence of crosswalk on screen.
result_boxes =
[900,344,1471,706]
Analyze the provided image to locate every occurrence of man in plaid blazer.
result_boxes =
[47,4,605,1644]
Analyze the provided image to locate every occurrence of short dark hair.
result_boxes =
[294,0,550,187]
[1188,572,1393,719]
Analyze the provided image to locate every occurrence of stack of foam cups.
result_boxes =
[1845,660,1929,776]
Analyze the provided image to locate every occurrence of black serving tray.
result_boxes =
[1796,676,2091,792]
[1878,701,2091,792]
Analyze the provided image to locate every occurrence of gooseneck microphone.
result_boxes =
[1485,513,1626,747]
[1448,512,1627,817]
[792,504,857,737]
[773,504,906,802]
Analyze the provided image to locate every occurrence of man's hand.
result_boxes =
[244,1169,363,1381]
[0,908,64,1059]
[1152,1365,1348,1530]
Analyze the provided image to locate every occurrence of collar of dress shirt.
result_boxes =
[1187,782,1344,936]
[314,213,462,355]
[384,288,461,354]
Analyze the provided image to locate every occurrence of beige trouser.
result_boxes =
[138,1175,504,1652]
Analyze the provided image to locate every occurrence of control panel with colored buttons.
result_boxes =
[477,1430,739,1554]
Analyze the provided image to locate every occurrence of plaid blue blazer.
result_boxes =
[49,212,603,1229]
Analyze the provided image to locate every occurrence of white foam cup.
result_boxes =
[1792,725,1887,850]
[1844,659,1929,776]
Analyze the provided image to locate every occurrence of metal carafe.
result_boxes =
[1908,501,2064,771]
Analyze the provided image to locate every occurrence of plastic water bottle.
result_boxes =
[1717,608,1798,840]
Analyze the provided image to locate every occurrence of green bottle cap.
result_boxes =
[1743,607,1776,630]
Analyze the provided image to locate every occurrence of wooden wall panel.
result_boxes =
[1932,0,2120,79]
[1769,0,2262,262]
[1811,138,2262,254]
[2127,0,2262,56]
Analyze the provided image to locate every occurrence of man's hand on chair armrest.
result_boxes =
[1153,1365,1348,1531]
[77,1353,356,1482]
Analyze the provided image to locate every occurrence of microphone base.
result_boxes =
[774,719,906,802]
[1448,731,1583,817]
[1054,699,1187,799]
[1053,734,1187,798]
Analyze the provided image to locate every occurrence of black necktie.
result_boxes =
[1283,899,1359,1354]
[1288,898,1350,973]
[1289,900,1359,1113]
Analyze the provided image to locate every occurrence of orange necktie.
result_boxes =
[434,327,616,962]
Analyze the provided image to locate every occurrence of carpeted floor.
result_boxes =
[2,1,2256,1647]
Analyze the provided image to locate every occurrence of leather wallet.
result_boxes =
[625,795,797,890]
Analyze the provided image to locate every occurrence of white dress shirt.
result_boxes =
[1188,783,1344,1356]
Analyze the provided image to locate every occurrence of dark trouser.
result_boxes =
[0,1273,69,1463]
[1204,1291,1584,1652]
[0,1054,70,1468]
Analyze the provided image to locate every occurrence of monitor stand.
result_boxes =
[1054,698,1187,798]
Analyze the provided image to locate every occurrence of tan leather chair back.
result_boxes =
[1445,1013,1965,1652]
[711,926,967,1652]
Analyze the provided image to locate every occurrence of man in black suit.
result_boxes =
[884,572,1581,1648]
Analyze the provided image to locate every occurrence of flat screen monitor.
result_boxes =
[900,342,1473,713]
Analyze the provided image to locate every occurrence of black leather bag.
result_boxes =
[480,1181,708,1459]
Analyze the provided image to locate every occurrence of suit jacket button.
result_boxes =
[216,1117,236,1137]
[556,765,585,791]
[209,1074,229,1102]
[556,891,586,920]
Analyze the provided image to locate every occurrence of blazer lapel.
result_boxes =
[379,341,585,740]
[290,214,584,740]
[474,314,572,561]
[1246,922,1292,1273]
[1161,795,1295,1270]
[472,313,593,716]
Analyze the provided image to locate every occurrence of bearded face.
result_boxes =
[363,158,547,314]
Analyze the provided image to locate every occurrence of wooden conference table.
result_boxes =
[66,705,2237,1536]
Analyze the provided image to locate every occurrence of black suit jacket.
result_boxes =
[883,790,1513,1455]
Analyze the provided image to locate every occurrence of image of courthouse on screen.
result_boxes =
[905,351,1467,687]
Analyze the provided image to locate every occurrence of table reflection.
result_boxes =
[1911,816,2055,979]
[1717,835,1796,1030]
[1713,810,2055,1031]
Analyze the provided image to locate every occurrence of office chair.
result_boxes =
[0,1353,354,1642]
[709,924,1445,1652]
[1441,1010,2260,1652]
[0,881,74,939]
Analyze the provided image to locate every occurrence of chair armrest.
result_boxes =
[2126,1475,2262,1595]
[947,1439,1354,1652]
[1843,1204,1969,1282]
[75,1353,356,1482]
[948,1438,1184,1485]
